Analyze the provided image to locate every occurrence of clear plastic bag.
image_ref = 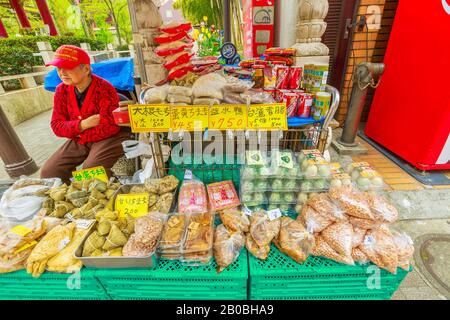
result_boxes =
[365,193,398,223]
[346,162,387,191]
[392,231,414,271]
[178,173,208,215]
[246,233,270,260]
[143,85,169,104]
[275,217,315,264]
[207,181,240,212]
[321,221,354,259]
[361,228,399,274]
[249,210,281,248]
[168,85,193,97]
[297,205,333,234]
[312,235,354,265]
[167,94,192,104]
[213,224,245,273]
[329,186,374,220]
[219,208,250,233]
[192,73,226,99]
[181,212,215,265]
[298,150,332,179]
[307,193,346,221]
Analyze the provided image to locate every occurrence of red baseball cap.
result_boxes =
[45,45,91,69]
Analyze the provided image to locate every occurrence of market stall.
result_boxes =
[0,20,413,301]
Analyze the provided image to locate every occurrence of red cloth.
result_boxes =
[51,74,121,145]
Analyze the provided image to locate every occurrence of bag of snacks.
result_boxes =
[352,226,367,248]
[297,205,333,234]
[159,22,192,34]
[392,231,414,271]
[275,217,315,264]
[207,181,240,212]
[178,172,208,215]
[365,193,398,223]
[352,247,370,264]
[214,224,245,273]
[307,193,346,221]
[312,235,354,265]
[219,208,250,233]
[329,186,374,220]
[249,211,281,248]
[159,214,186,259]
[246,234,270,260]
[182,212,215,265]
[321,221,354,259]
[360,227,399,274]
[348,216,383,230]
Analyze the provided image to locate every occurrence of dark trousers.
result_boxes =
[41,131,132,183]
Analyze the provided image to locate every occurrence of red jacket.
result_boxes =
[51,74,121,144]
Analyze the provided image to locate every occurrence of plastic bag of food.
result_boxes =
[168,85,193,97]
[352,226,367,248]
[192,73,226,99]
[144,85,169,104]
[361,228,399,274]
[193,98,221,105]
[167,94,192,104]
[207,181,240,212]
[307,193,346,221]
[178,173,208,215]
[214,224,245,273]
[352,247,370,264]
[246,234,270,260]
[297,205,332,234]
[392,231,414,271]
[348,216,382,230]
[275,217,315,264]
[365,193,398,223]
[264,47,296,57]
[154,31,191,44]
[298,149,331,179]
[167,64,195,81]
[159,214,187,252]
[329,186,374,220]
[321,221,354,259]
[219,208,250,233]
[163,52,193,70]
[181,213,215,265]
[241,90,276,104]
[312,235,354,265]
[223,92,246,104]
[155,41,194,57]
[159,22,192,34]
[249,211,281,247]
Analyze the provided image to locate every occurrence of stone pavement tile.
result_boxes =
[399,270,428,288]
[400,286,446,300]
[391,290,406,300]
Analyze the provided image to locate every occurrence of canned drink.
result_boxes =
[283,93,299,118]
[312,92,331,120]
[297,93,313,118]
[276,66,290,89]
[288,67,302,90]
[277,89,291,103]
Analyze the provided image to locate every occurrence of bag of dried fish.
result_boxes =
[219,208,250,233]
[214,224,245,273]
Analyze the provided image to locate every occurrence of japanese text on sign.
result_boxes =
[209,105,247,130]
[115,193,150,219]
[72,166,108,183]
[247,103,288,130]
[171,105,209,131]
[129,104,171,133]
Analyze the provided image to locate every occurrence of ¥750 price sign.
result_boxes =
[209,105,247,130]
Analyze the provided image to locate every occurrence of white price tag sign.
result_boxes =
[184,170,193,180]
[267,208,282,221]
[58,237,71,251]
[76,219,94,230]
[243,206,253,216]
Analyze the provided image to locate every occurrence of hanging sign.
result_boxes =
[247,103,288,130]
[209,104,247,130]
[72,166,108,183]
[129,104,171,133]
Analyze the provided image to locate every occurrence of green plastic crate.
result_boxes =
[0,269,109,300]
[249,245,409,300]
[168,154,241,189]
[95,252,248,300]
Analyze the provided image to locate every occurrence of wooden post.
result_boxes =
[10,0,32,29]
[0,105,38,178]
[37,41,55,65]
[0,18,8,38]
[128,44,135,58]
[106,43,115,58]
[34,0,58,36]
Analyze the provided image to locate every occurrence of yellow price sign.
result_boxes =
[72,166,108,183]
[247,103,288,130]
[209,104,247,130]
[129,104,171,133]
[171,105,209,131]
[115,193,149,219]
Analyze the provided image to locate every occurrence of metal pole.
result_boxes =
[127,0,148,84]
[0,105,38,178]
[338,62,385,147]
[224,0,231,43]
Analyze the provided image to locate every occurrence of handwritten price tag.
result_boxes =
[129,104,171,133]
[209,105,247,130]
[171,105,209,131]
[247,103,288,131]
[115,193,149,219]
[72,166,108,183]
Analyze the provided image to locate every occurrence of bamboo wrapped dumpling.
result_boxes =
[70,197,88,208]
[81,179,94,191]
[97,220,119,236]
[84,204,105,220]
[42,198,55,212]
[108,182,121,190]
[50,201,74,218]
[102,225,128,251]
[104,189,116,200]
[117,216,135,237]
[97,198,109,206]
[107,247,123,257]
[90,249,105,257]
[95,208,118,222]
[82,231,106,257]
[90,189,106,200]
[48,184,68,201]
[89,179,107,193]
[148,193,158,207]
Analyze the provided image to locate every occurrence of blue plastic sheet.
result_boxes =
[44,57,135,92]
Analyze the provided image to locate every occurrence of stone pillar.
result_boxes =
[37,41,55,65]
[0,105,38,178]
[292,0,330,67]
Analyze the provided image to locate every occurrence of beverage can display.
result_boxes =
[264,89,276,100]
[276,66,290,89]
[283,93,299,118]
[288,67,302,90]
[277,89,291,103]
[297,93,313,118]
[312,92,331,120]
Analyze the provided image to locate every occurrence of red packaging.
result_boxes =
[154,31,191,44]
[276,66,290,89]
[283,93,299,118]
[163,52,193,70]
[113,107,130,125]
[277,89,290,103]
[288,67,303,89]
[297,93,314,118]
[159,22,192,34]
[264,89,276,100]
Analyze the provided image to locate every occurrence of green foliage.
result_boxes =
[195,20,223,57]
[173,0,223,27]
[0,46,35,76]
[0,35,106,52]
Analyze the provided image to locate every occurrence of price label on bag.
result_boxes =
[267,208,282,221]
[115,193,149,219]
[209,104,247,130]
[129,104,171,133]
[14,241,38,255]
[171,105,209,131]
[10,225,32,237]
[72,166,108,183]
[247,103,288,131]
